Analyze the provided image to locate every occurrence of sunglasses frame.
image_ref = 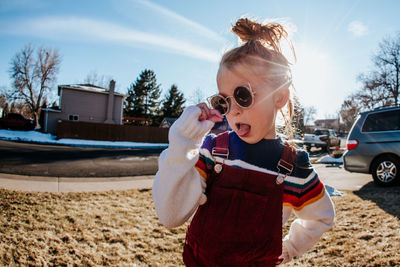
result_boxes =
[207,83,256,115]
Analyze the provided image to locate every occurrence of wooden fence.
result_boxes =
[57,120,169,143]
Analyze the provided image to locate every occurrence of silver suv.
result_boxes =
[343,106,400,186]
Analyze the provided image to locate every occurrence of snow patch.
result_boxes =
[325,185,344,196]
[0,129,168,149]
[317,155,344,164]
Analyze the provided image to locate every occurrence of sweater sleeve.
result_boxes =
[152,105,215,228]
[282,151,335,262]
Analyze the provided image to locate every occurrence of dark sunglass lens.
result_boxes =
[234,86,253,107]
[211,96,228,114]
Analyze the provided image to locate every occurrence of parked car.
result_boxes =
[0,113,35,131]
[302,129,340,152]
[343,106,400,186]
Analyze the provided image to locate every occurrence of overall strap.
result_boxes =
[212,131,230,159]
[277,141,297,177]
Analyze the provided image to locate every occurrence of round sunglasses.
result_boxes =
[207,84,255,115]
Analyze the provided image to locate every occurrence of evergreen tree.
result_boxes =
[161,84,186,118]
[124,69,161,122]
[124,82,144,117]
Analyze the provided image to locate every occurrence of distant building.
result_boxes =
[42,81,125,134]
[303,125,315,134]
[314,118,340,132]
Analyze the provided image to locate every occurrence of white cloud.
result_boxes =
[348,21,368,37]
[133,0,225,43]
[0,16,220,63]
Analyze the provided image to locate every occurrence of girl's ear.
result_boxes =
[274,87,290,109]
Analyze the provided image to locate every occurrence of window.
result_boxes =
[314,129,329,135]
[68,114,79,121]
[362,109,400,132]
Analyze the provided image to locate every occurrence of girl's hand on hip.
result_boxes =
[197,103,224,123]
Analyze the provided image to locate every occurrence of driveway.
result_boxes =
[315,164,372,191]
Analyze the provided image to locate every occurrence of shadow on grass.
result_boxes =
[354,181,400,219]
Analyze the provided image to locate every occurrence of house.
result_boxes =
[42,81,125,134]
[314,118,340,132]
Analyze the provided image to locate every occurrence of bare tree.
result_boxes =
[0,86,8,109]
[339,94,361,133]
[358,33,400,107]
[189,87,206,105]
[292,95,304,134]
[9,43,61,127]
[84,71,113,88]
[357,72,393,109]
[303,106,316,125]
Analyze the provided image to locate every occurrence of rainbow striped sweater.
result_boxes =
[195,131,325,211]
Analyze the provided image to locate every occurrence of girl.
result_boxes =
[153,17,335,266]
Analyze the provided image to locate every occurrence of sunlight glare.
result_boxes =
[291,44,333,113]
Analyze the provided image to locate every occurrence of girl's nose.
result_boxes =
[229,100,242,116]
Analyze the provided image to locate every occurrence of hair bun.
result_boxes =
[232,18,288,53]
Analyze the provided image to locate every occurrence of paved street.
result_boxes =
[0,139,375,192]
[0,140,163,177]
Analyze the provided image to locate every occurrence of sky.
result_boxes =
[0,0,399,119]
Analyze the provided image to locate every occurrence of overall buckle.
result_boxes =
[276,159,293,184]
[211,147,229,158]
[277,159,293,175]
[212,148,229,174]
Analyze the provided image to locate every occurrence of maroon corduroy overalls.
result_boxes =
[183,132,297,267]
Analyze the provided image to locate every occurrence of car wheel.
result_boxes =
[371,155,400,186]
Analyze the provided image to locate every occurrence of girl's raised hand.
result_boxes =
[197,103,224,123]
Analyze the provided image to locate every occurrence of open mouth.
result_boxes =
[236,123,251,137]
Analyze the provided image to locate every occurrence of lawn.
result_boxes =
[0,184,399,266]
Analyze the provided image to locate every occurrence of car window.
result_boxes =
[362,109,400,132]
[314,130,328,135]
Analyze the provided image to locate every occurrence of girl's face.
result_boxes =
[216,62,288,144]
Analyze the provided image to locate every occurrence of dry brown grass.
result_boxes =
[1,184,399,266]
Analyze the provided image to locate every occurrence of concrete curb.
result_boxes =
[0,173,154,193]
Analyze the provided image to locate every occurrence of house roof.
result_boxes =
[314,119,339,124]
[42,108,62,113]
[58,84,125,97]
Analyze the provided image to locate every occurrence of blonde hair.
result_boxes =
[220,17,295,138]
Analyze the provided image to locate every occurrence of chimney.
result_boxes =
[104,80,115,124]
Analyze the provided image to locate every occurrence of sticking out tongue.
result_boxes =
[237,123,251,137]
